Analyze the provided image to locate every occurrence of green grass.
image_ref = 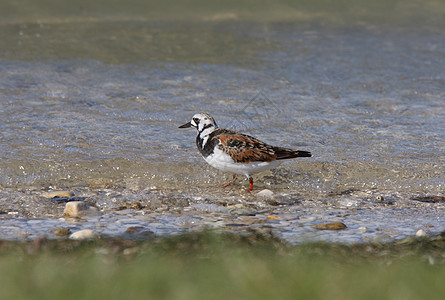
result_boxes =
[1,231,444,300]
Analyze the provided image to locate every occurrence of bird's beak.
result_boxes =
[178,121,192,128]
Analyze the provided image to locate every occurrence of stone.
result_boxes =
[358,227,368,233]
[228,204,256,216]
[63,201,88,217]
[313,222,347,230]
[125,226,155,238]
[256,189,274,198]
[125,226,145,234]
[69,229,98,240]
[116,202,145,211]
[123,247,139,256]
[51,227,72,237]
[41,191,74,199]
[416,229,427,237]
[375,195,384,201]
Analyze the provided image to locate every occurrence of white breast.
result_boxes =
[203,146,282,177]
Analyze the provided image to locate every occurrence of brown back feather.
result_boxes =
[213,130,311,163]
[215,131,276,163]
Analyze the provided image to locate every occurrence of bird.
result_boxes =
[179,112,312,191]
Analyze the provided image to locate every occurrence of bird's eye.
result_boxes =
[193,118,199,124]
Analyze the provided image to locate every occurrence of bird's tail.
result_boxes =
[274,147,312,160]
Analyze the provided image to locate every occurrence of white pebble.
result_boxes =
[416,229,427,237]
[69,229,98,240]
[358,227,368,233]
[256,189,274,198]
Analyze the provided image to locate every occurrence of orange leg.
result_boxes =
[248,176,253,192]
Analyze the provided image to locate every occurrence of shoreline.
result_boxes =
[1,186,444,244]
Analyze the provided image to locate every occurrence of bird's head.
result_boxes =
[179,113,218,133]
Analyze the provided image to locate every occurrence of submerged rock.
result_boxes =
[51,227,72,237]
[313,222,347,230]
[358,227,368,233]
[69,229,98,240]
[227,204,257,216]
[116,202,145,211]
[125,226,155,238]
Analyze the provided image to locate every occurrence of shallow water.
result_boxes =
[0,0,444,243]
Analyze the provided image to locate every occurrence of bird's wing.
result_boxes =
[213,131,277,163]
[210,128,312,163]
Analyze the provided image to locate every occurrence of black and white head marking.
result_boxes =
[189,113,217,133]
[179,112,218,151]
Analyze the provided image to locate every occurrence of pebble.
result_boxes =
[256,189,274,198]
[416,229,427,237]
[313,222,347,230]
[375,195,384,201]
[125,226,155,238]
[228,204,256,216]
[69,229,98,240]
[358,226,368,233]
[123,247,139,256]
[63,201,88,217]
[51,227,72,237]
[41,191,74,199]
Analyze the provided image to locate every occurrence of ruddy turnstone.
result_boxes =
[179,113,312,191]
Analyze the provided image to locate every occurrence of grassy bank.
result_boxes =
[1,231,444,300]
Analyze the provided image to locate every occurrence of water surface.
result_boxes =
[0,0,444,243]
